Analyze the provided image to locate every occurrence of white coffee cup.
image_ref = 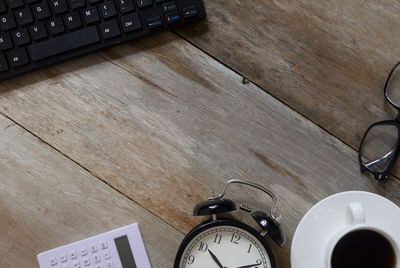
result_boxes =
[291,191,400,268]
[325,202,399,268]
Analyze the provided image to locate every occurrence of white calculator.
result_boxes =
[37,223,151,268]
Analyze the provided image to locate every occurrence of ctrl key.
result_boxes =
[0,55,9,73]
[7,48,30,68]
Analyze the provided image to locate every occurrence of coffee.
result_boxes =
[331,229,396,268]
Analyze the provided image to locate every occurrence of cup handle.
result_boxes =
[346,202,366,226]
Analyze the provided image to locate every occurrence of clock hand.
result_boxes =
[236,263,262,268]
[207,249,225,268]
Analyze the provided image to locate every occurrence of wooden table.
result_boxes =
[1,0,400,267]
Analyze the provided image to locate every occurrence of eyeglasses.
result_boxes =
[359,61,400,181]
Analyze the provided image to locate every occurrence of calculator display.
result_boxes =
[115,235,137,268]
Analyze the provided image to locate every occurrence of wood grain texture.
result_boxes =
[0,114,182,267]
[176,0,400,174]
[1,32,400,267]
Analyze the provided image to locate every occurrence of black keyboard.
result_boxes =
[0,0,205,80]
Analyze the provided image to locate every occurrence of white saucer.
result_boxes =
[291,191,400,268]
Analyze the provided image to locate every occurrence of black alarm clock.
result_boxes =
[174,179,286,268]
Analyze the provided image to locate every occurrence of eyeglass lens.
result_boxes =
[360,124,398,173]
[386,63,400,106]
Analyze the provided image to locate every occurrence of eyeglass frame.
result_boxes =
[358,61,400,181]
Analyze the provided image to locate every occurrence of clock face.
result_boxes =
[177,221,273,268]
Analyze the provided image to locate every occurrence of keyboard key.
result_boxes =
[29,22,48,40]
[121,13,141,32]
[161,1,176,13]
[146,16,162,29]
[165,11,179,24]
[11,28,30,46]
[48,18,65,35]
[82,6,99,24]
[0,0,6,12]
[49,0,68,14]
[100,20,120,39]
[0,33,13,51]
[71,260,80,268]
[100,1,117,19]
[0,14,16,31]
[136,0,151,8]
[182,5,198,18]
[8,50,30,68]
[116,0,134,14]
[33,2,51,20]
[65,12,82,30]
[87,0,99,4]
[6,0,23,9]
[95,265,102,268]
[0,55,8,72]
[15,8,34,26]
[26,0,40,4]
[69,0,85,9]
[28,26,100,61]
[8,49,30,68]
[60,264,69,268]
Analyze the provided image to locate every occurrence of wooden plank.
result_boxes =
[1,32,400,267]
[175,0,400,171]
[0,114,182,267]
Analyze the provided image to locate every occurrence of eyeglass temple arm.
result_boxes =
[212,179,277,218]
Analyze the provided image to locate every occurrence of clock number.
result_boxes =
[247,244,252,253]
[187,255,195,265]
[198,241,208,252]
[230,233,241,244]
[256,259,262,264]
[213,234,222,244]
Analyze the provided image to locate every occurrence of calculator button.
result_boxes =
[82,258,90,266]
[105,261,114,268]
[93,254,101,263]
[90,244,97,253]
[103,251,111,260]
[49,257,57,265]
[71,261,80,268]
[69,251,78,259]
[79,248,88,256]
[100,241,108,249]
[59,253,67,263]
